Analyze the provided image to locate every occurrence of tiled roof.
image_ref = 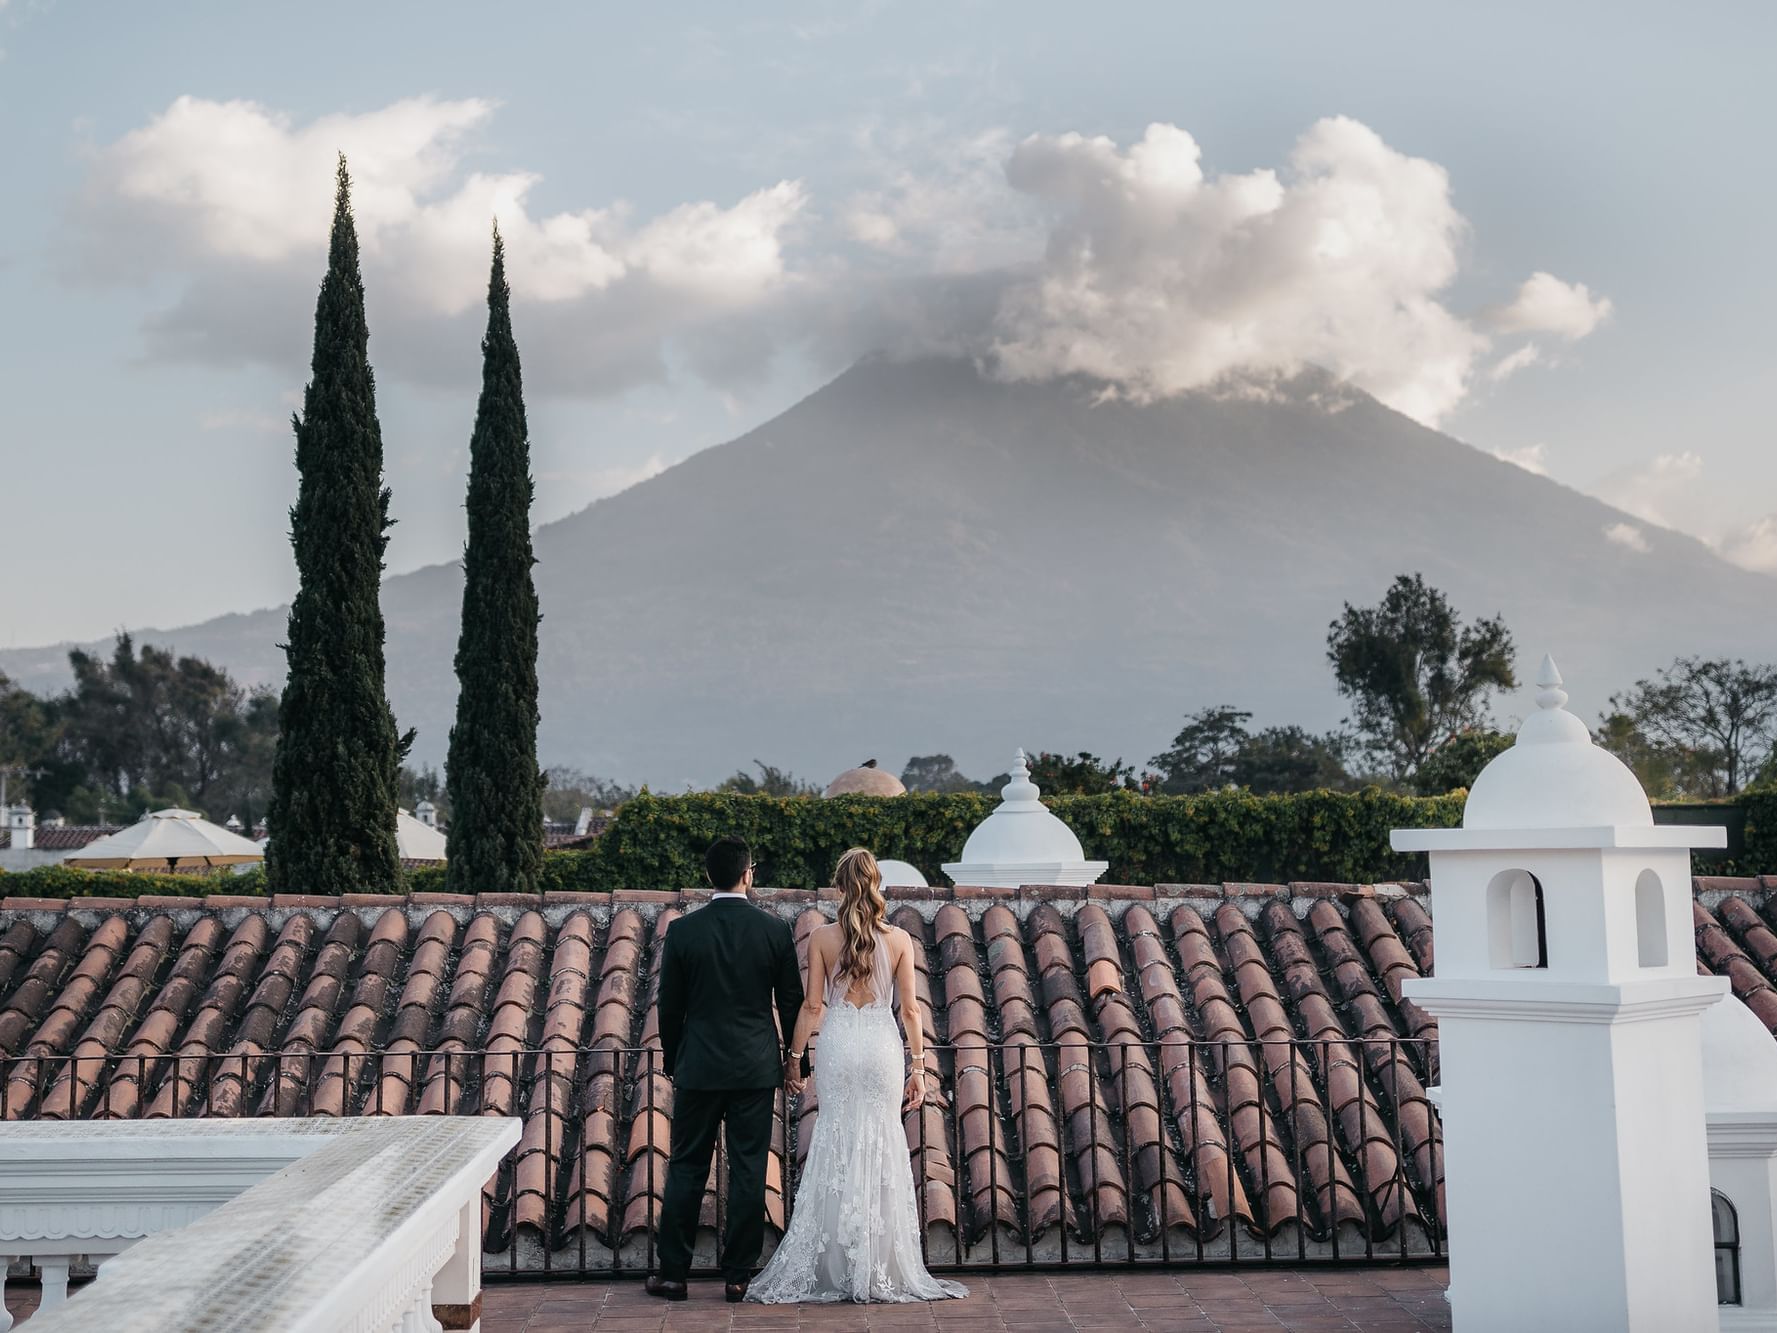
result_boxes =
[0,876,1772,1269]
[0,825,123,852]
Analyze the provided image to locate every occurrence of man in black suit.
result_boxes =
[647,836,805,1304]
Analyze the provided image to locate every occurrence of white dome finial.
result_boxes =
[1002,749,1041,806]
[1535,654,1568,711]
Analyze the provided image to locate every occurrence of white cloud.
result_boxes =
[1489,271,1614,340]
[1491,442,1550,475]
[1604,522,1650,553]
[1487,343,1543,383]
[839,125,1036,272]
[1720,515,1777,575]
[73,101,1611,423]
[1597,450,1704,528]
[985,117,1592,426]
[72,96,807,394]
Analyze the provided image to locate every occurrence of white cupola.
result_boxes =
[1394,655,1730,1333]
[942,749,1107,888]
[1700,994,1777,1329]
[4,804,35,852]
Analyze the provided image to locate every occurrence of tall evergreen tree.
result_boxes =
[444,226,544,892]
[266,157,404,893]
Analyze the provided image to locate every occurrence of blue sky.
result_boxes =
[2,1,1773,648]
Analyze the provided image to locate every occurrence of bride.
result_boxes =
[748,848,969,1304]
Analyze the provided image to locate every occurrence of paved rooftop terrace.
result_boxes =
[474,1266,1453,1331]
[4,1268,1452,1329]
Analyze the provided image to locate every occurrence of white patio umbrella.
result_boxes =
[64,808,266,871]
[251,809,450,863]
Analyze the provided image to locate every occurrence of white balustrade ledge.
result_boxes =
[0,1116,519,1332]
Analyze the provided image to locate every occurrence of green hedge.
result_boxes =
[551,788,1467,890]
[0,864,254,899]
[3,785,1770,902]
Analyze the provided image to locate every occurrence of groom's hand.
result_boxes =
[783,1055,805,1096]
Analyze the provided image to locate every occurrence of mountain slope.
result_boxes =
[8,357,1773,786]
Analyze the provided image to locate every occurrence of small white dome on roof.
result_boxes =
[823,763,907,798]
[877,859,928,888]
[942,750,1107,888]
[956,751,1086,864]
[1701,994,1777,1113]
[1463,655,1653,831]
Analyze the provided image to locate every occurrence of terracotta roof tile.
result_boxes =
[13,876,1762,1260]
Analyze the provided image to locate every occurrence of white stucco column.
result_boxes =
[1396,656,1728,1333]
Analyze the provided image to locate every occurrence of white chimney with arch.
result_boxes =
[1394,655,1730,1332]
[4,804,34,852]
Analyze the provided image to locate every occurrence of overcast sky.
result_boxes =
[2,1,1772,649]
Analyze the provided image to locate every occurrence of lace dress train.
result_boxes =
[748,933,967,1304]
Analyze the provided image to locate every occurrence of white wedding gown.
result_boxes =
[748,928,968,1304]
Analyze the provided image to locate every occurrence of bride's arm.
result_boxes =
[893,930,927,1110]
[785,930,828,1091]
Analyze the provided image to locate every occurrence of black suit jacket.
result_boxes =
[657,896,804,1090]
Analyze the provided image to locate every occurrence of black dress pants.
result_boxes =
[657,1085,776,1282]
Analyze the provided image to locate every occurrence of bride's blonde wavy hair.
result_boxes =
[834,847,887,983]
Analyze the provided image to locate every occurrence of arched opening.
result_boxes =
[1487,869,1547,969]
[1635,869,1668,968]
[1714,1190,1742,1305]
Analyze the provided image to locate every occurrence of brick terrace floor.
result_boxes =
[478,1267,1453,1332]
[4,1267,1451,1329]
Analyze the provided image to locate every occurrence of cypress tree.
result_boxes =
[443,225,544,893]
[265,157,404,893]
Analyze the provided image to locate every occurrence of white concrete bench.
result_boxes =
[0,1116,519,1332]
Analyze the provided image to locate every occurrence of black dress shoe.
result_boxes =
[645,1275,688,1302]
[725,1279,749,1303]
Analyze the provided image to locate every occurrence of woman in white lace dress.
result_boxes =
[748,848,968,1304]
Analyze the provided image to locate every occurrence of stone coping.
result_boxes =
[14,1116,518,1332]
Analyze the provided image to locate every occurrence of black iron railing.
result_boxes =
[0,1036,1443,1276]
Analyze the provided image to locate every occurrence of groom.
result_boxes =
[647,836,805,1303]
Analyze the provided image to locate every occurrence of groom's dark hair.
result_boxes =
[705,836,752,892]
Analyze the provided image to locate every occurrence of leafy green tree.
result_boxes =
[542,765,636,821]
[1326,574,1517,783]
[717,762,819,796]
[1234,726,1353,795]
[1150,706,1350,794]
[1149,707,1253,793]
[266,158,406,893]
[1602,657,1777,797]
[444,228,546,893]
[900,754,992,793]
[1027,750,1134,795]
[1412,727,1514,795]
[33,635,276,823]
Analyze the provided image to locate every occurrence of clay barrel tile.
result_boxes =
[1389,897,1436,976]
[1720,896,1777,975]
[482,911,548,1115]
[0,919,37,998]
[1219,904,1370,1236]
[1167,904,1300,1234]
[1698,901,1777,1031]
[143,914,270,1119]
[418,914,502,1114]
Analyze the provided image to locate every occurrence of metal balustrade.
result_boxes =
[1,1036,1444,1280]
